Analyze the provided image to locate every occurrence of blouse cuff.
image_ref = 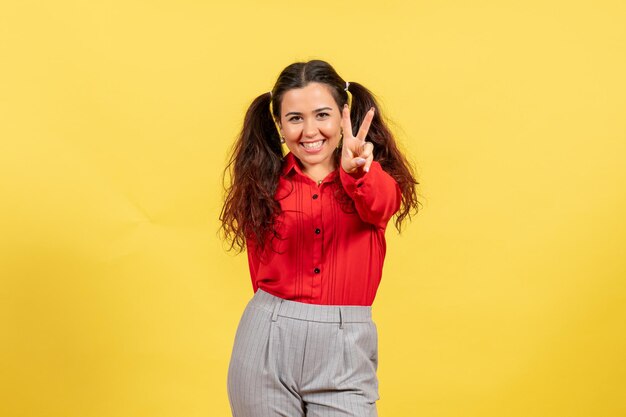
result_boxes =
[339,161,378,198]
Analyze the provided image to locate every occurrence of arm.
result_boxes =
[338,104,402,228]
[339,160,402,229]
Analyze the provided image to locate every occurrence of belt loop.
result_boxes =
[339,307,344,329]
[271,299,282,322]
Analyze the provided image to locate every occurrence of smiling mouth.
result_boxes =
[300,140,326,150]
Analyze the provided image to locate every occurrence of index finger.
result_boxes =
[341,104,353,137]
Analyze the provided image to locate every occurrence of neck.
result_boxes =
[300,159,337,183]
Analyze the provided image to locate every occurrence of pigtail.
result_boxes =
[220,92,284,253]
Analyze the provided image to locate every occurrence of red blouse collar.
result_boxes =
[280,152,302,176]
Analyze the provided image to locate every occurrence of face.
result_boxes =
[278,82,342,173]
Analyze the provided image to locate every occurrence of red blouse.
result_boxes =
[246,152,402,306]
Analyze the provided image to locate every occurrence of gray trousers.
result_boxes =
[227,288,379,417]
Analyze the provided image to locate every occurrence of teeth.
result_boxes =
[302,140,324,150]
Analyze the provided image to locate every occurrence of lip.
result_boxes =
[299,139,326,143]
[299,139,326,154]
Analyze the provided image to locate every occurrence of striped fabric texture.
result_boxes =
[227,288,380,416]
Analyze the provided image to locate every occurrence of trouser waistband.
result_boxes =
[250,288,372,328]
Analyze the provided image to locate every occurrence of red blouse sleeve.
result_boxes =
[339,161,402,229]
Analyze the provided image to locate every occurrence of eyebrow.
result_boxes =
[284,107,333,117]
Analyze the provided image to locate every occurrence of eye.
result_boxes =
[317,112,330,118]
[288,115,302,122]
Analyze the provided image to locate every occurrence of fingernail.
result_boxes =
[356,158,366,166]
[365,167,369,172]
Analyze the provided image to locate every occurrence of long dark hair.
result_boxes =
[220,59,420,253]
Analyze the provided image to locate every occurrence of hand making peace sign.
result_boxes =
[340,104,376,174]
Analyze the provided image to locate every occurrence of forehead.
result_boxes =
[281,82,336,110]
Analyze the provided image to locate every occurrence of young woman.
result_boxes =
[220,59,419,417]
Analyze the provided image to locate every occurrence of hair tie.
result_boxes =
[344,81,353,110]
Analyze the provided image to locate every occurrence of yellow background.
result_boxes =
[1,1,625,416]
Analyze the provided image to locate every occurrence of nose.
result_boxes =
[303,118,318,138]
